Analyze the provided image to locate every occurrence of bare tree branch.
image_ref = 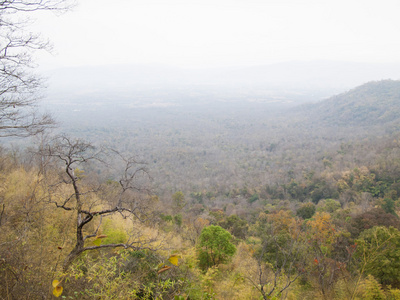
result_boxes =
[0,0,75,137]
[246,225,305,300]
[40,135,158,271]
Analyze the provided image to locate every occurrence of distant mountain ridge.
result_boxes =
[303,80,400,127]
[44,61,400,102]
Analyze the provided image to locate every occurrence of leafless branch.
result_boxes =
[39,136,159,271]
[0,0,74,137]
[247,227,305,300]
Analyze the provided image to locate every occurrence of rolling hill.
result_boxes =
[302,80,400,127]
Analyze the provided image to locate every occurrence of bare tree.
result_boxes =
[41,135,161,271]
[0,0,73,137]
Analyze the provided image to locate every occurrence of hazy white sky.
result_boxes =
[33,0,400,69]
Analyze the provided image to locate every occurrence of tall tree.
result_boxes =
[354,226,400,289]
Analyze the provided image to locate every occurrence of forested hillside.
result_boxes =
[2,80,400,299]
[303,80,400,127]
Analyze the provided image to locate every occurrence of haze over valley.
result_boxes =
[3,1,400,299]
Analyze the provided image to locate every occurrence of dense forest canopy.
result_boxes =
[40,80,400,205]
[2,77,400,299]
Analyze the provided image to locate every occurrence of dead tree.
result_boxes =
[41,135,160,271]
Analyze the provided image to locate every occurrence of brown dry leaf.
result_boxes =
[157,265,171,274]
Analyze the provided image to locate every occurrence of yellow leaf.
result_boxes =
[53,286,63,297]
[52,280,60,288]
[93,239,101,246]
[168,255,180,266]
